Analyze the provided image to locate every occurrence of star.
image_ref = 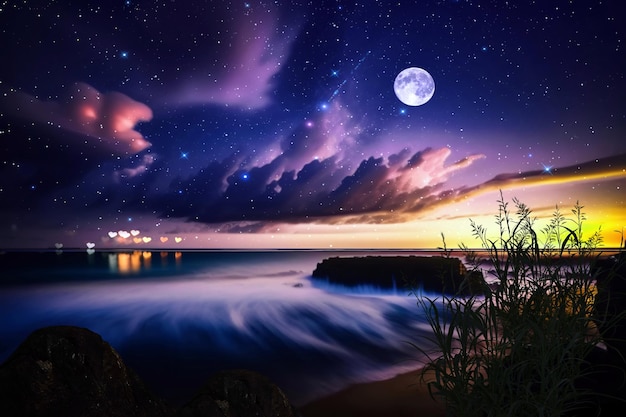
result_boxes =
[0,0,623,251]
[542,163,553,174]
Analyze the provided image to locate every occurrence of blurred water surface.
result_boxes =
[0,249,445,406]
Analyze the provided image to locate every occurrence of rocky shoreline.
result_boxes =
[1,254,623,416]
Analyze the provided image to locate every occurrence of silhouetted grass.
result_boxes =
[413,192,626,417]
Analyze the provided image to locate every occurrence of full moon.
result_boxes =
[394,67,435,106]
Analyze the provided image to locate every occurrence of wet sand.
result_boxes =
[299,368,446,417]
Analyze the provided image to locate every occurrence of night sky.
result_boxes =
[1,0,624,249]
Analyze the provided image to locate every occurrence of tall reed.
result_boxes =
[413,193,625,417]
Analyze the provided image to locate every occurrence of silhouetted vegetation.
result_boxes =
[414,193,626,417]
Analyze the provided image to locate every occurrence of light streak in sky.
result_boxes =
[327,50,371,103]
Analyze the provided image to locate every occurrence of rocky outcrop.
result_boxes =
[574,253,626,415]
[0,326,299,417]
[0,325,174,417]
[178,369,299,417]
[593,253,626,350]
[312,255,484,295]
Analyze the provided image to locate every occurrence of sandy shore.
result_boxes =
[298,368,446,417]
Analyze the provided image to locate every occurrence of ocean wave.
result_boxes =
[0,253,439,406]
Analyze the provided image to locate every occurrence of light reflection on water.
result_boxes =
[0,250,444,406]
[107,251,184,274]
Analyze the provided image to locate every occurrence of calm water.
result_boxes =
[0,249,445,406]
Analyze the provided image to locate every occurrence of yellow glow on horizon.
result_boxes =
[98,169,623,250]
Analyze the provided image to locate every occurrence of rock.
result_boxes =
[312,255,483,295]
[0,326,303,417]
[0,325,174,417]
[593,253,626,348]
[572,253,626,416]
[178,369,299,417]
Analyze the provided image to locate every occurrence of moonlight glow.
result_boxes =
[393,67,435,106]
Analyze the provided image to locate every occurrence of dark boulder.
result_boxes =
[178,369,299,417]
[593,253,626,349]
[0,325,174,417]
[573,253,626,415]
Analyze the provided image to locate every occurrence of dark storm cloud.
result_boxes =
[152,146,626,233]
[155,145,486,230]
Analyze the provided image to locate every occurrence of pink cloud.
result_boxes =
[1,82,153,155]
[114,154,156,180]
[392,147,485,193]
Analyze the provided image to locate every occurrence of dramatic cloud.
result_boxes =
[155,138,626,233]
[135,101,491,231]
[393,152,626,222]
[157,141,486,230]
[0,82,153,155]
[0,82,153,208]
[1,1,623,249]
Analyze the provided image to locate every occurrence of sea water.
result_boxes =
[0,249,446,406]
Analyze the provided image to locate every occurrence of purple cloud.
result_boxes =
[0,82,153,155]
[167,6,296,110]
[158,142,486,230]
[114,154,156,180]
